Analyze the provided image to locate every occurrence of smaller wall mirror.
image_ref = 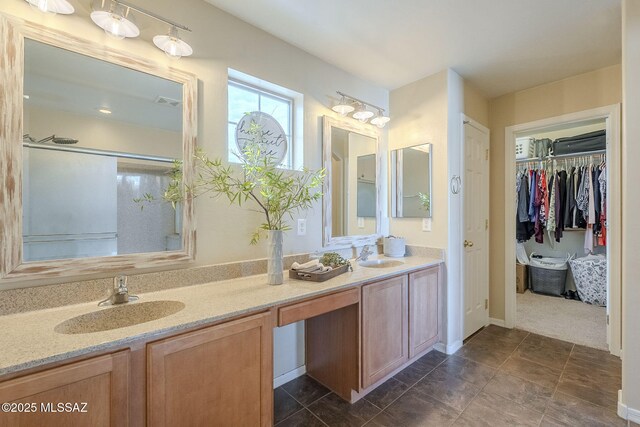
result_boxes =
[323,116,381,247]
[390,143,432,218]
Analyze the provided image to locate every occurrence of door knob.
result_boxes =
[464,240,474,248]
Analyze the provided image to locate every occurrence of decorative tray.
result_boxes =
[288,264,350,282]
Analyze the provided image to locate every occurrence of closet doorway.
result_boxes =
[503,105,621,356]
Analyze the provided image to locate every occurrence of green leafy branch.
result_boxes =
[417,192,431,212]
[137,121,325,244]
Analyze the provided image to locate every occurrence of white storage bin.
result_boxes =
[569,255,607,306]
[515,137,535,160]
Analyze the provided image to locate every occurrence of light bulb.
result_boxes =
[105,14,126,39]
[332,96,354,115]
[153,27,193,59]
[90,1,139,39]
[352,104,374,122]
[25,0,74,14]
[370,111,390,128]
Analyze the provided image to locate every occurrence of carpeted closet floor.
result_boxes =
[516,290,607,350]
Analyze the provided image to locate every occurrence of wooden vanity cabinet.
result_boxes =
[146,311,273,427]
[361,275,408,389]
[408,266,440,358]
[0,351,130,427]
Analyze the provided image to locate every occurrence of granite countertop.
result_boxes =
[0,255,441,377]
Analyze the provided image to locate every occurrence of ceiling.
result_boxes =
[203,0,621,98]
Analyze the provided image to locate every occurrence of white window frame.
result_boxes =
[227,72,300,170]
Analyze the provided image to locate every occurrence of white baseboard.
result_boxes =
[489,318,506,327]
[273,365,306,388]
[617,389,640,422]
[436,340,463,355]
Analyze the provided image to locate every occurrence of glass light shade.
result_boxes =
[90,1,139,39]
[370,112,390,128]
[153,27,193,59]
[332,96,354,115]
[352,104,374,122]
[25,0,74,14]
[332,103,355,115]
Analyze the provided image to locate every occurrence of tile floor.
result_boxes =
[274,325,626,426]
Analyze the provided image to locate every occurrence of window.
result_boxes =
[228,79,294,169]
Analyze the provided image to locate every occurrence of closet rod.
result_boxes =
[516,149,606,163]
[548,149,606,160]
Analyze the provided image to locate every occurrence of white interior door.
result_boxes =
[463,120,490,339]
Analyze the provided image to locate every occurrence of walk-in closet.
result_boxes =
[514,119,610,350]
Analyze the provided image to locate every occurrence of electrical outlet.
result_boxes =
[358,217,365,228]
[422,218,432,232]
[297,219,306,236]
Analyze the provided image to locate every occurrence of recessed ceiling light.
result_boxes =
[98,108,112,114]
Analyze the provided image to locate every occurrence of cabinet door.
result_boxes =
[0,351,129,427]
[361,275,408,389]
[147,312,273,427]
[409,267,440,358]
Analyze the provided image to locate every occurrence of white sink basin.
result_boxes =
[54,300,185,335]
[359,259,405,269]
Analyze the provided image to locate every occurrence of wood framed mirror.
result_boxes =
[322,115,382,247]
[0,16,197,284]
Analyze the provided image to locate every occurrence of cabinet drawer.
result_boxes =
[278,288,359,326]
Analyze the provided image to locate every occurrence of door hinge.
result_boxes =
[485,299,488,310]
[607,314,609,325]
[485,149,489,160]
[485,219,489,230]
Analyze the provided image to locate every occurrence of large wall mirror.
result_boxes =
[0,17,197,283]
[322,116,381,247]
[390,144,432,218]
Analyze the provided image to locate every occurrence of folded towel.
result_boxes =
[291,259,320,270]
[296,264,333,274]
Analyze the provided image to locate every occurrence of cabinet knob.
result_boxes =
[464,240,474,248]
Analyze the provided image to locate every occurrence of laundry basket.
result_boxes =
[529,254,571,297]
[569,255,607,306]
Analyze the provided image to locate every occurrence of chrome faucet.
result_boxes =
[98,275,139,306]
[356,245,374,262]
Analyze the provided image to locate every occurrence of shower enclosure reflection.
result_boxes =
[22,39,183,261]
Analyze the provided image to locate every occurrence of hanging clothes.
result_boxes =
[555,170,567,242]
[515,155,606,247]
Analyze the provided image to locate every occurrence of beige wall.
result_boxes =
[622,0,640,415]
[463,81,490,127]
[389,70,449,247]
[2,0,388,271]
[488,64,621,320]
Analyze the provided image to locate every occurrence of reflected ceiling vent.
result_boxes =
[154,95,181,107]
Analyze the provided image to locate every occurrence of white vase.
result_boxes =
[267,230,284,285]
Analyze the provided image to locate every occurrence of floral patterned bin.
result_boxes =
[569,255,607,306]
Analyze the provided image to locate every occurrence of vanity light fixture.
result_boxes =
[153,26,193,59]
[24,0,75,15]
[332,91,390,127]
[89,0,193,58]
